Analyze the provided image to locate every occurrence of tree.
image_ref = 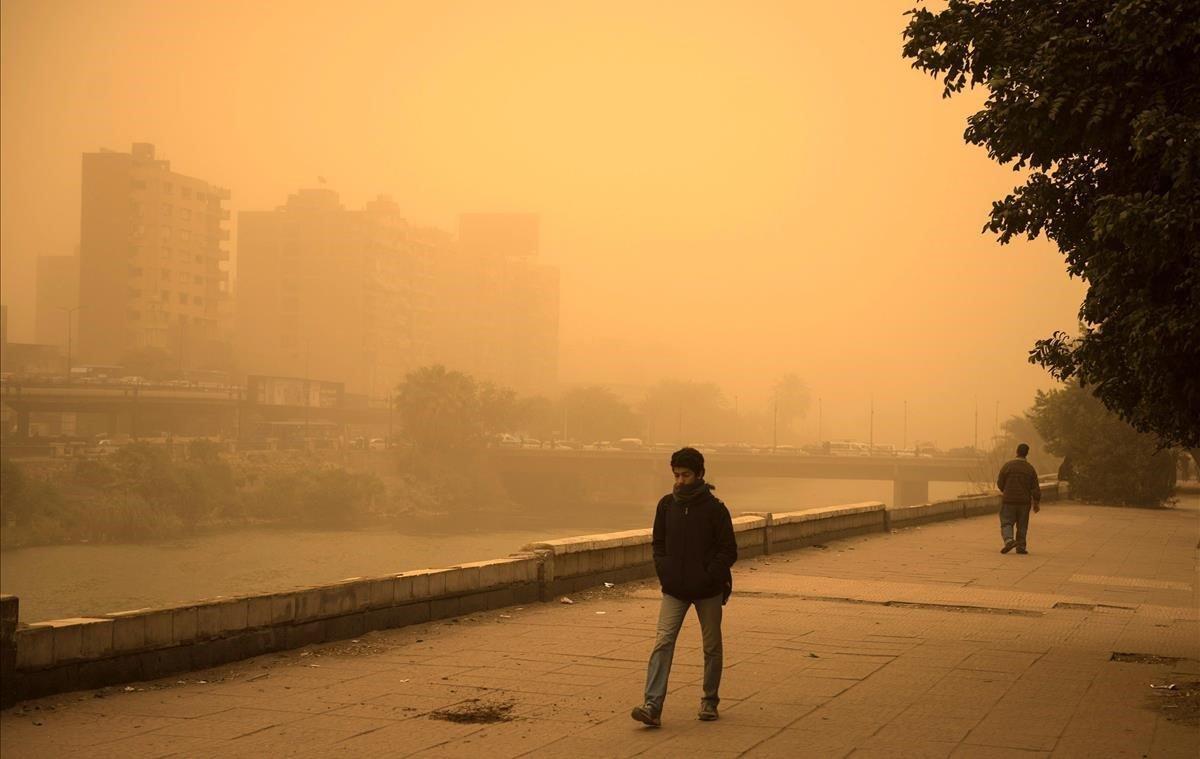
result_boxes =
[513,395,559,441]
[1030,383,1176,506]
[561,386,639,443]
[119,347,178,381]
[773,374,811,442]
[903,1,1200,450]
[394,365,485,452]
[641,380,733,444]
[477,382,518,436]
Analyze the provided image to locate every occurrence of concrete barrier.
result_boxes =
[1,482,1060,705]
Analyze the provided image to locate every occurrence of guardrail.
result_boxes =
[0,482,1059,706]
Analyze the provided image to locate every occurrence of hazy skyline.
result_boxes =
[1,0,1087,447]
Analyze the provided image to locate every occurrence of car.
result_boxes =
[368,438,386,450]
[616,438,645,451]
[828,441,870,456]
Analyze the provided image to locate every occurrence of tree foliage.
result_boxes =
[773,374,812,438]
[561,386,639,443]
[903,0,1200,448]
[1030,383,1176,506]
[394,365,487,451]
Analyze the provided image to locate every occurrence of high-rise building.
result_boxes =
[430,213,558,394]
[77,143,231,369]
[237,190,433,398]
[35,254,80,350]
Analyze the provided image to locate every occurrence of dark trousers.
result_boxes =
[999,502,1032,549]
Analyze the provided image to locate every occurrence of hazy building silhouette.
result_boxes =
[237,190,433,398]
[77,143,232,370]
[430,213,559,394]
[35,254,80,350]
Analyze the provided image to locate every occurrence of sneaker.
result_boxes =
[1001,539,1016,554]
[698,702,719,721]
[1016,548,1028,554]
[631,704,661,727]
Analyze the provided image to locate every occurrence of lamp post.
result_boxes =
[58,305,83,382]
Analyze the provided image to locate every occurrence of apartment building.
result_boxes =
[433,213,559,395]
[236,190,433,398]
[76,143,231,369]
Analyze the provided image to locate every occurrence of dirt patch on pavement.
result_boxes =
[429,699,516,724]
[1149,682,1200,726]
[1111,652,1183,665]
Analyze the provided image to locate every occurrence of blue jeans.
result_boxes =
[1000,502,1032,549]
[643,592,724,714]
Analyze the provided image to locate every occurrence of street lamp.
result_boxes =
[57,305,84,383]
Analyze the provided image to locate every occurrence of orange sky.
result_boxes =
[0,0,1086,447]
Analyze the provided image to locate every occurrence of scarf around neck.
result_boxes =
[673,479,714,504]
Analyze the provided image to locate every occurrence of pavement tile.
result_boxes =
[849,739,959,758]
[642,723,780,754]
[746,727,859,757]
[719,700,818,727]
[150,706,302,739]
[871,715,979,744]
[86,731,221,758]
[404,718,572,758]
[950,745,1048,758]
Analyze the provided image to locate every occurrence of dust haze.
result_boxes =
[1,0,1084,445]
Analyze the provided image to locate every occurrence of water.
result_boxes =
[0,479,980,623]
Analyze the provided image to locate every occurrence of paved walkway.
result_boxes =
[3,497,1198,758]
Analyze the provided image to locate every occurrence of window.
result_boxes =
[194,296,204,306]
[195,255,204,263]
[129,266,143,276]
[131,179,147,190]
[161,268,170,279]
[161,290,170,302]
[178,229,190,241]
[194,275,203,284]
[180,208,191,221]
[161,247,171,260]
[163,182,172,194]
[127,310,140,321]
[181,187,191,199]
[178,292,188,304]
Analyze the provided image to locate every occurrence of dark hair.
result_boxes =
[1016,443,1030,457]
[670,447,705,477]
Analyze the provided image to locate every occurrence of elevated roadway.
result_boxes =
[490,448,990,506]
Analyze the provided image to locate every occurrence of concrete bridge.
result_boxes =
[0,382,387,438]
[490,449,990,507]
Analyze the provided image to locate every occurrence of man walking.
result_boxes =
[997,443,1042,555]
[631,447,738,727]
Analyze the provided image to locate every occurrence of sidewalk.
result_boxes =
[3,497,1197,758]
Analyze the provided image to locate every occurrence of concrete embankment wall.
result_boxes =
[0,483,1060,706]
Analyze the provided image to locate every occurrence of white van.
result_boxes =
[828,441,870,456]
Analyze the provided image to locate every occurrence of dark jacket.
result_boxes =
[997,457,1041,505]
[652,486,738,602]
